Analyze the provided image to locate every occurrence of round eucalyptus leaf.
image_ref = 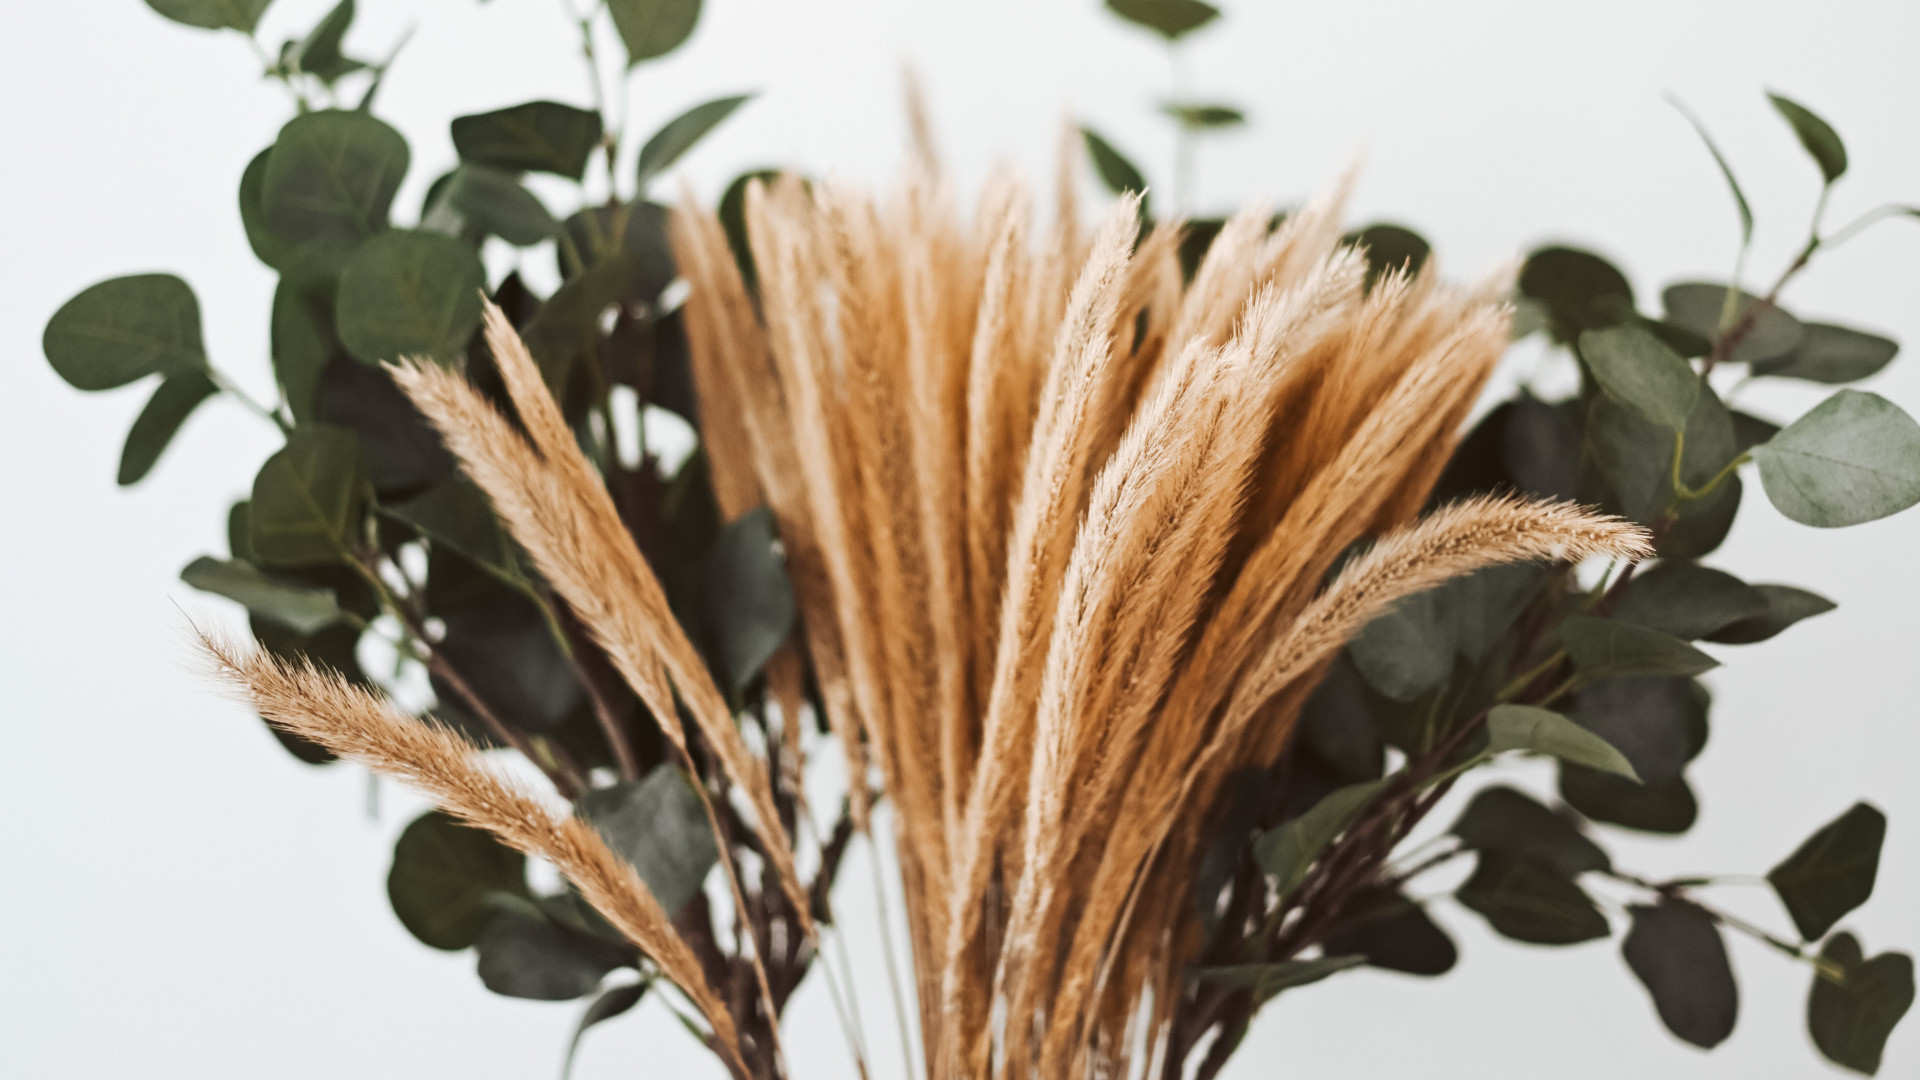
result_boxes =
[1661,282,1804,366]
[1561,615,1719,682]
[1320,888,1457,976]
[1703,583,1835,645]
[387,810,530,951]
[704,506,796,691]
[1105,0,1221,40]
[1769,802,1886,942]
[608,0,702,66]
[1612,562,1769,641]
[634,94,753,190]
[271,278,340,425]
[1486,704,1639,781]
[249,424,370,567]
[180,555,343,635]
[240,147,301,272]
[1560,765,1698,834]
[1456,850,1609,945]
[1623,901,1739,1049]
[44,274,207,390]
[1343,223,1431,290]
[1519,246,1633,334]
[444,165,560,246]
[261,110,409,265]
[119,368,217,485]
[475,913,621,1001]
[576,767,719,913]
[336,230,486,365]
[1753,389,1920,527]
[451,101,604,181]
[1808,933,1913,1076]
[1568,676,1708,787]
[1579,323,1699,431]
[1451,785,1610,877]
[1755,322,1899,384]
[143,0,271,32]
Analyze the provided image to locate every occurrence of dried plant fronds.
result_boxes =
[195,631,747,1076]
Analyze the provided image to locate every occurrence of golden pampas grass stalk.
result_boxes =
[198,148,1650,1079]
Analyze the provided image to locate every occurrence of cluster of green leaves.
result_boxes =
[58,1,820,1068]
[1166,91,1915,1077]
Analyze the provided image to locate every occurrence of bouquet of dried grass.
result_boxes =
[203,142,1651,1080]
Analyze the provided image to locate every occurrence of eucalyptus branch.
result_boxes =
[206,363,293,434]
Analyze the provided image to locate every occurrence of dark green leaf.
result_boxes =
[1769,92,1848,184]
[1297,657,1383,783]
[577,766,719,913]
[433,598,582,736]
[1703,583,1835,644]
[1623,901,1739,1048]
[313,355,455,496]
[1662,283,1804,366]
[44,274,206,391]
[1560,765,1698,834]
[1613,562,1769,641]
[1456,850,1609,945]
[143,0,271,32]
[240,148,302,272]
[1105,0,1220,40]
[385,479,520,584]
[181,555,342,635]
[118,368,217,484]
[436,165,559,246]
[451,101,604,181]
[387,810,529,950]
[336,230,486,365]
[1081,127,1150,217]
[1192,955,1364,1004]
[1159,102,1245,129]
[1568,676,1708,787]
[1579,324,1699,431]
[1487,705,1639,781]
[271,278,338,424]
[1497,394,1582,501]
[704,506,795,691]
[1753,389,1920,527]
[1452,786,1609,877]
[634,94,753,189]
[261,110,409,267]
[719,168,781,288]
[1519,246,1634,334]
[1321,888,1457,976]
[1756,323,1899,384]
[1670,97,1752,244]
[1348,587,1452,702]
[1731,409,1782,454]
[1583,385,1739,546]
[475,913,621,1001]
[1254,780,1384,899]
[1769,802,1886,942]
[291,0,363,84]
[1343,224,1431,290]
[1562,615,1719,682]
[564,982,649,1079]
[1177,218,1225,282]
[249,424,370,566]
[608,0,702,66]
[1808,933,1913,1075]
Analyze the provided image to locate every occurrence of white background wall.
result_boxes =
[2,1,1916,1077]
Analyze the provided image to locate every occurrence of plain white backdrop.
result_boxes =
[2,1,1916,1077]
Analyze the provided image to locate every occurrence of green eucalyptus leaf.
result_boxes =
[144,0,271,32]
[240,148,301,272]
[1320,888,1457,976]
[385,479,521,585]
[291,0,363,85]
[719,168,781,288]
[1703,583,1835,644]
[249,424,370,567]
[261,110,408,267]
[1254,780,1384,899]
[271,278,339,424]
[1769,802,1886,942]
[563,982,649,1080]
[475,912,622,1001]
[44,274,206,391]
[1560,765,1698,834]
[576,767,719,913]
[1568,676,1708,788]
[1519,246,1633,334]
[118,368,217,485]
[1579,324,1699,431]
[441,165,560,246]
[387,809,530,951]
[634,94,753,189]
[1808,933,1913,1076]
[451,101,604,181]
[608,0,702,66]
[1347,587,1453,702]
[1081,127,1150,217]
[1343,223,1431,290]
[1561,615,1719,682]
[1452,786,1610,877]
[1456,849,1610,945]
[1486,704,1639,781]
[1731,409,1782,455]
[704,506,796,691]
[1613,562,1769,641]
[1753,389,1920,527]
[1756,323,1899,384]
[1159,102,1245,128]
[1195,956,1366,1005]
[1105,0,1220,40]
[336,230,487,365]
[180,555,343,635]
[1662,283,1804,366]
[1769,91,1848,184]
[1622,901,1739,1049]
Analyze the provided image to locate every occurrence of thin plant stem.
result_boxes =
[206,363,292,434]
